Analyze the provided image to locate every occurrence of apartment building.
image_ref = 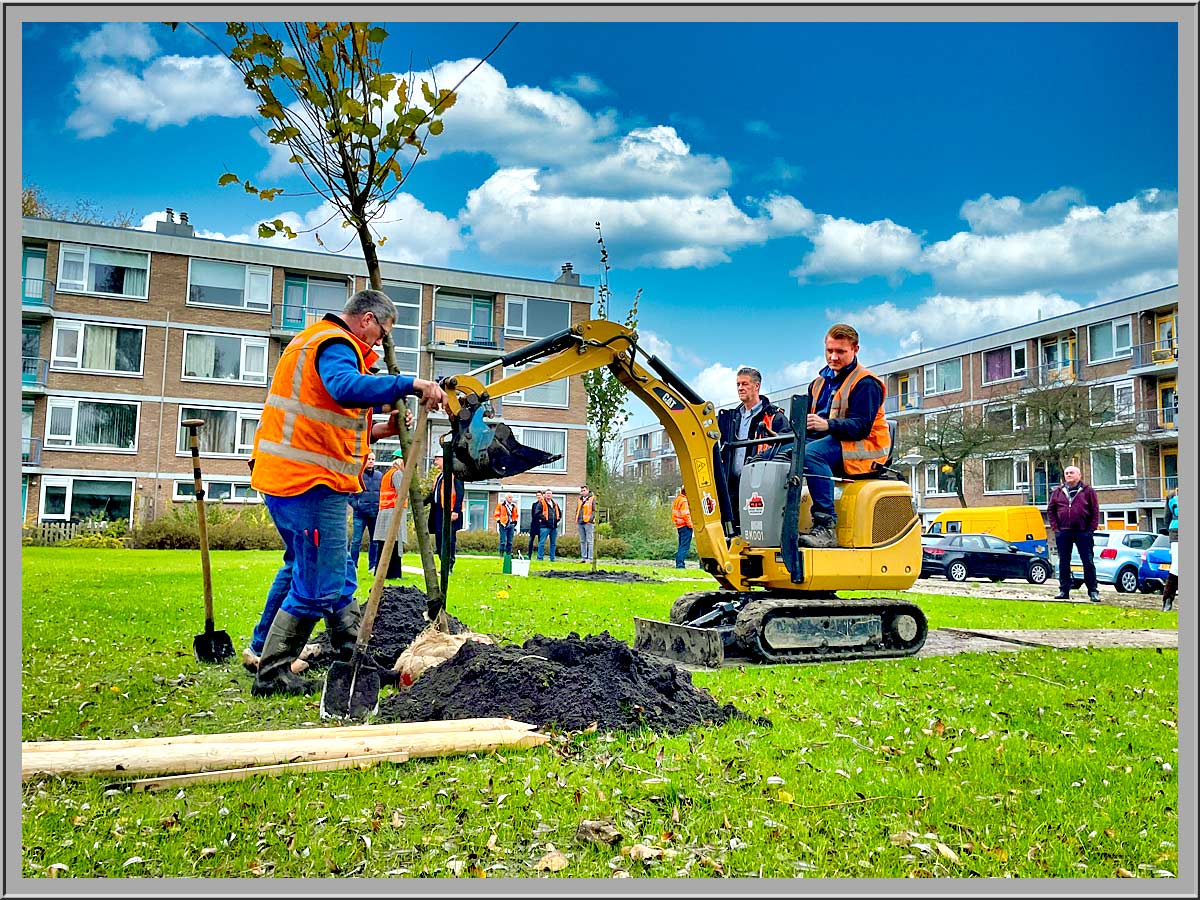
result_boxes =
[19,215,595,537]
[618,421,679,481]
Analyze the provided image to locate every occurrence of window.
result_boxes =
[177,407,260,458]
[57,244,150,299]
[505,296,570,339]
[173,480,261,503]
[435,292,495,346]
[1089,381,1134,425]
[466,491,489,532]
[982,344,1027,384]
[984,457,1029,494]
[182,332,268,384]
[39,476,135,522]
[188,259,272,311]
[1089,447,1135,488]
[511,427,567,473]
[51,321,144,375]
[924,462,960,496]
[923,358,962,395]
[434,357,493,383]
[1087,318,1132,363]
[503,363,569,407]
[896,373,917,409]
[382,281,422,375]
[925,408,962,442]
[45,398,138,451]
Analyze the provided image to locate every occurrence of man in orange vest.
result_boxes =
[494,492,518,557]
[536,491,562,561]
[672,486,693,569]
[576,486,597,563]
[426,456,465,573]
[247,289,445,697]
[372,450,408,578]
[798,323,890,549]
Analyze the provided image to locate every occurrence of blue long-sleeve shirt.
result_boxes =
[316,339,415,408]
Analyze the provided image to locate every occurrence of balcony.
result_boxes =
[883,394,923,416]
[628,447,650,461]
[270,301,342,337]
[1132,475,1178,502]
[21,357,48,392]
[1132,405,1179,440]
[1128,340,1178,376]
[426,320,503,355]
[22,438,42,466]
[1023,358,1083,389]
[21,278,55,316]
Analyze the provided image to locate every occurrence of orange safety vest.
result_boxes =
[379,463,407,510]
[672,493,692,528]
[578,496,596,524]
[494,501,517,525]
[808,363,891,475]
[433,473,458,510]
[251,319,379,497]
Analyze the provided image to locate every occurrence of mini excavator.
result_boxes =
[439,320,927,668]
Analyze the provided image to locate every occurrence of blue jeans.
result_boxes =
[537,527,558,560]
[498,524,515,555]
[804,435,845,522]
[675,525,693,568]
[263,486,357,623]
[349,512,378,571]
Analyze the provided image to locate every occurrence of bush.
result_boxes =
[127,502,283,551]
[450,529,628,560]
[54,533,128,550]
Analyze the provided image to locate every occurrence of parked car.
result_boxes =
[1137,540,1173,593]
[925,505,1049,557]
[921,533,1053,584]
[1068,530,1166,593]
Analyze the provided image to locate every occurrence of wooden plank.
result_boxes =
[25,717,536,755]
[114,751,412,793]
[23,729,548,780]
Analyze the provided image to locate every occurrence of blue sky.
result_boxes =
[21,18,1180,426]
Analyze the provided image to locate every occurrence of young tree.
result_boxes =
[22,182,135,227]
[897,407,1009,507]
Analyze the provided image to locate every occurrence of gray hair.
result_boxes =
[344,288,397,324]
[736,366,762,384]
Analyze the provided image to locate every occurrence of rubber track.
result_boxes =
[732,595,928,664]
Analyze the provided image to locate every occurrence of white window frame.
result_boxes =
[39,476,137,522]
[56,243,151,300]
[382,280,422,377]
[504,296,571,339]
[981,343,1028,385]
[502,363,570,409]
[1089,380,1135,426]
[176,406,261,459]
[511,426,567,473]
[1090,446,1136,489]
[44,397,140,453]
[181,332,269,385]
[1087,316,1133,364]
[983,456,1030,495]
[50,320,146,377]
[186,258,272,312]
[923,358,963,395]
[923,462,959,497]
[172,480,262,504]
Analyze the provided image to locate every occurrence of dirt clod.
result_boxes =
[537,570,663,584]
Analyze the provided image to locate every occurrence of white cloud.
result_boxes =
[691,363,740,407]
[73,22,159,61]
[959,186,1086,235]
[1095,268,1179,302]
[552,73,610,96]
[791,215,923,285]
[637,330,704,370]
[67,55,255,138]
[766,356,829,397]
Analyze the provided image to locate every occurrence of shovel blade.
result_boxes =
[320,659,381,721]
[450,402,561,481]
[633,617,726,669]
[193,629,235,664]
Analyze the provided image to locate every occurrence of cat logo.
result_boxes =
[701,492,717,516]
[651,386,684,412]
[746,492,765,516]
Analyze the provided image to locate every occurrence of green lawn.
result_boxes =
[20,548,1178,879]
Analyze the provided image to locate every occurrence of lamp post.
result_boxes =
[899,451,924,522]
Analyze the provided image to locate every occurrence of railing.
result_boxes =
[1131,475,1179,502]
[21,277,55,308]
[271,301,341,333]
[21,357,48,387]
[883,393,923,415]
[1132,405,1179,435]
[22,521,110,545]
[1024,358,1083,388]
[1129,339,1178,369]
[628,447,650,460]
[22,438,42,465]
[426,320,500,350]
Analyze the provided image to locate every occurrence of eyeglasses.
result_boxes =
[369,313,392,340]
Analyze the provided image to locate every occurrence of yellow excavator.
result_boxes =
[438,319,927,668]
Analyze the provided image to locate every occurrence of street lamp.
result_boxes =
[899,451,924,519]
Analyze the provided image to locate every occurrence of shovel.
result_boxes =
[183,419,235,664]
[321,406,429,720]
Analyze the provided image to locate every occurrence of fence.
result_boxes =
[22,521,113,545]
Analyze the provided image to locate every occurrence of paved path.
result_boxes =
[918,627,1178,657]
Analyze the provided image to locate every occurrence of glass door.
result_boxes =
[1161,448,1177,496]
[22,325,41,383]
[1155,311,1177,352]
[1041,334,1077,383]
[282,277,308,331]
[897,373,912,409]
[1158,379,1177,427]
[22,247,47,303]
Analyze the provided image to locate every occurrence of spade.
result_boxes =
[183,419,235,664]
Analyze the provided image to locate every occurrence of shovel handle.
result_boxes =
[182,419,216,626]
[356,406,429,651]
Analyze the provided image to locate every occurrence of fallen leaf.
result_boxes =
[575,820,622,847]
[700,855,724,874]
[536,850,569,872]
[1104,828,1115,838]
[198,848,217,859]
[46,863,68,877]
[936,842,959,863]
[1116,867,1135,878]
[932,719,946,737]
[778,790,794,804]
[990,847,1008,862]
[486,833,498,852]
[391,810,404,828]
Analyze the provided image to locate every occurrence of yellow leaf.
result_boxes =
[777,790,794,804]
[932,719,946,736]
[535,850,568,872]
[935,842,959,863]
[1116,867,1135,878]
[989,847,1008,862]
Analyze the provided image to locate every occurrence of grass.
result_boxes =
[20,548,1179,879]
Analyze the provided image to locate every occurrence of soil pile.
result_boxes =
[378,631,754,733]
[305,586,467,670]
[537,570,663,584]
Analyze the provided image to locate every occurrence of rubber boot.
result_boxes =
[243,644,315,675]
[1162,574,1177,612]
[325,601,362,661]
[798,516,838,549]
[251,610,320,696]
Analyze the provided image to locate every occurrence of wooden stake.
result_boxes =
[113,751,412,793]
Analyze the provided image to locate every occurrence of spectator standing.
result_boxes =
[527,490,546,558]
[1163,487,1179,611]
[348,450,383,571]
[538,492,562,561]
[1046,465,1102,602]
[494,492,518,557]
[672,487,693,569]
[372,451,408,578]
[426,456,465,574]
[577,486,597,563]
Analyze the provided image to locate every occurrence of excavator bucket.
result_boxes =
[633,617,726,669]
[449,399,562,481]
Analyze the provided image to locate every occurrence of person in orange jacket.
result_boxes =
[577,486,597,563]
[372,450,408,577]
[672,486,693,569]
[494,492,518,557]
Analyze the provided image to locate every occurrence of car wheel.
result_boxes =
[1115,567,1138,594]
[946,561,968,582]
[1028,561,1050,585]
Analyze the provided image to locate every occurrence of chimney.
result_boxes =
[555,262,580,286]
[166,207,175,222]
[155,207,195,237]
[179,211,189,225]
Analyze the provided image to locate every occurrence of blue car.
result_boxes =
[1137,542,1173,594]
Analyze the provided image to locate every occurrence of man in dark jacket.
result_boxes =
[425,457,465,573]
[527,490,546,558]
[1046,465,1102,602]
[716,366,791,534]
[537,492,562,561]
[348,450,383,571]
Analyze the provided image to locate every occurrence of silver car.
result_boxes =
[1068,530,1164,593]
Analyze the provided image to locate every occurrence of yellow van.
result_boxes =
[925,506,1049,558]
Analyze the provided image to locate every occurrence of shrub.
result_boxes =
[55,533,128,550]
[450,529,628,560]
[127,502,283,551]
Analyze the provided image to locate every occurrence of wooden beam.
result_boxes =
[113,751,412,793]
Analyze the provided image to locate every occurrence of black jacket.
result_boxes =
[350,465,383,517]
[717,392,792,474]
[425,473,465,534]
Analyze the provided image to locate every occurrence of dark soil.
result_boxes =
[306,586,468,670]
[537,570,664,584]
[378,631,759,733]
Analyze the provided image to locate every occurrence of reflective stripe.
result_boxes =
[844,442,889,460]
[256,439,363,477]
[265,394,366,431]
